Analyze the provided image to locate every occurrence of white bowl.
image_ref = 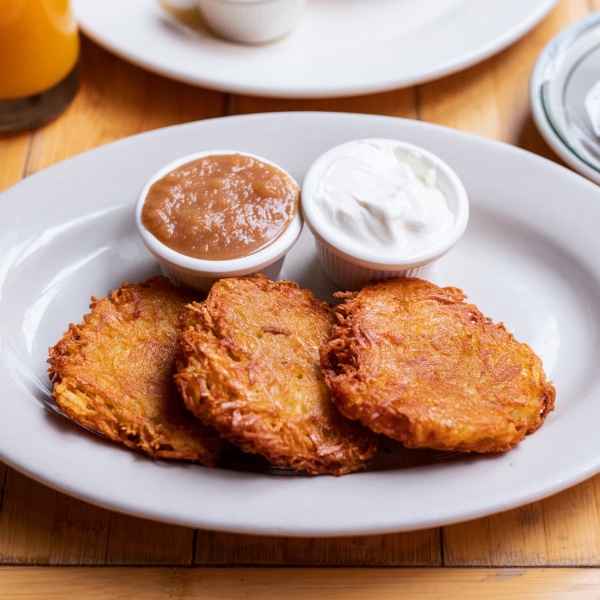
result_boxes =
[136,150,303,292]
[301,138,469,290]
[197,0,306,45]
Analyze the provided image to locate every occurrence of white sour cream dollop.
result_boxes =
[311,139,455,257]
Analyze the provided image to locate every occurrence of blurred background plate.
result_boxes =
[74,0,557,98]
[531,12,600,185]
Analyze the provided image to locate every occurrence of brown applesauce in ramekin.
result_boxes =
[141,153,300,261]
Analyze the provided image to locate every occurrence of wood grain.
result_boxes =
[195,529,441,566]
[233,88,418,120]
[444,476,600,566]
[1,567,600,599]
[0,134,29,193]
[0,471,441,567]
[0,470,193,565]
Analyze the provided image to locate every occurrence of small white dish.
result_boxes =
[301,138,469,290]
[135,149,303,291]
[196,0,305,45]
[531,12,600,185]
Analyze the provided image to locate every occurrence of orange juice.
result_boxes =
[0,0,79,100]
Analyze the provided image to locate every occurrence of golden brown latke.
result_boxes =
[175,275,379,475]
[321,277,555,454]
[48,276,223,466]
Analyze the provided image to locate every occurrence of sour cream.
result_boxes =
[302,138,469,290]
[308,139,455,257]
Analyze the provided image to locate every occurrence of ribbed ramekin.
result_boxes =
[136,150,302,292]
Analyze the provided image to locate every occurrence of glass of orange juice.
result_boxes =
[0,0,80,133]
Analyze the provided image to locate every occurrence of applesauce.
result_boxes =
[141,153,300,261]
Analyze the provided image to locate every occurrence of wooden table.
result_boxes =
[2,1,600,597]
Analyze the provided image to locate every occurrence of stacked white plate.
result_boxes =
[531,12,600,185]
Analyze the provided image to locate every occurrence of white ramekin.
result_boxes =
[301,138,469,291]
[136,150,303,292]
[197,0,306,45]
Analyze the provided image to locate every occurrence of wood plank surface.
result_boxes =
[0,134,29,192]
[2,567,600,599]
[0,471,441,567]
[195,529,441,566]
[0,471,193,566]
[445,477,600,566]
[233,87,418,120]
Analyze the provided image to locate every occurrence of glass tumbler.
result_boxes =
[0,0,80,133]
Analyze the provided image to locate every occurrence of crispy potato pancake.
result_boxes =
[176,275,379,475]
[321,277,555,453]
[48,276,223,466]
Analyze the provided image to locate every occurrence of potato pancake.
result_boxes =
[176,275,379,475]
[48,276,223,466]
[321,277,555,453]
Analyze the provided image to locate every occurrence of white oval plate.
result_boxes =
[73,0,557,98]
[1,112,600,536]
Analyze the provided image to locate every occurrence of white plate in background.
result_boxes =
[531,12,600,185]
[73,0,557,98]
